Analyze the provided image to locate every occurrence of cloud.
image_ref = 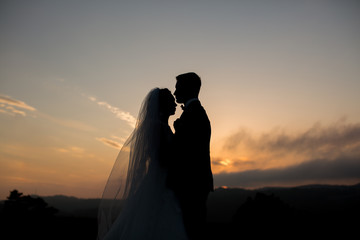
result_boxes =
[221,119,360,166]
[0,94,36,116]
[212,157,256,168]
[96,137,124,149]
[5,106,26,116]
[212,119,360,187]
[0,94,97,132]
[0,95,36,111]
[214,156,360,188]
[88,96,136,127]
[54,146,91,158]
[225,119,360,153]
[88,96,97,102]
[55,146,85,154]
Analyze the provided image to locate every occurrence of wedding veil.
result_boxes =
[97,88,162,239]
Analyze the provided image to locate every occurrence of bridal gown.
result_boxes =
[102,126,188,240]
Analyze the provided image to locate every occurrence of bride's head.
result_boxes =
[159,88,177,117]
[136,88,176,129]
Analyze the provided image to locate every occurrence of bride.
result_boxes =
[97,88,188,240]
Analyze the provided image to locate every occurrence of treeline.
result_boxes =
[0,190,97,240]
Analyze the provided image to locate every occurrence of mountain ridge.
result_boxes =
[1,182,359,220]
[2,183,360,222]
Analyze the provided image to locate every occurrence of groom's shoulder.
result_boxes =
[189,101,210,121]
[197,101,208,115]
[187,101,205,113]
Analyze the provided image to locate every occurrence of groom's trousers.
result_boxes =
[179,191,209,240]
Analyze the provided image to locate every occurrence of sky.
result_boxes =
[1,0,360,199]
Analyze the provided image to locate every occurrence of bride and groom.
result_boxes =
[98,72,214,240]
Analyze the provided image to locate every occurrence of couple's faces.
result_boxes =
[164,91,177,116]
[174,82,186,104]
[169,94,177,115]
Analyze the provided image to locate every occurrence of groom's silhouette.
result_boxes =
[167,72,214,239]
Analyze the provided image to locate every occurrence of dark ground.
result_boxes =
[1,183,359,240]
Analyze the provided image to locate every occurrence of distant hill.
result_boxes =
[207,183,360,239]
[207,183,360,222]
[33,195,101,218]
[2,182,356,221]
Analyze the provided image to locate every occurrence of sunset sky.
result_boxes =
[1,0,360,199]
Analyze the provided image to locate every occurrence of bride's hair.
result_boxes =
[158,88,174,115]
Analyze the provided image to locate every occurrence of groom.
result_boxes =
[167,72,214,239]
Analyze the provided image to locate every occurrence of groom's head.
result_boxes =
[174,72,201,104]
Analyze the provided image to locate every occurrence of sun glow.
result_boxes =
[219,159,232,166]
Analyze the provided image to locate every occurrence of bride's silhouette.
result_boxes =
[97,88,187,240]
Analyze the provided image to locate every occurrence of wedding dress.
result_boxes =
[97,88,188,240]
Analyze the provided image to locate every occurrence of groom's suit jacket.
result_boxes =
[168,100,214,196]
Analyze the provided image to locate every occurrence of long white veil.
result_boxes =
[97,88,162,240]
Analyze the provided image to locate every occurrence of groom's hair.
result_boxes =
[176,72,201,95]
